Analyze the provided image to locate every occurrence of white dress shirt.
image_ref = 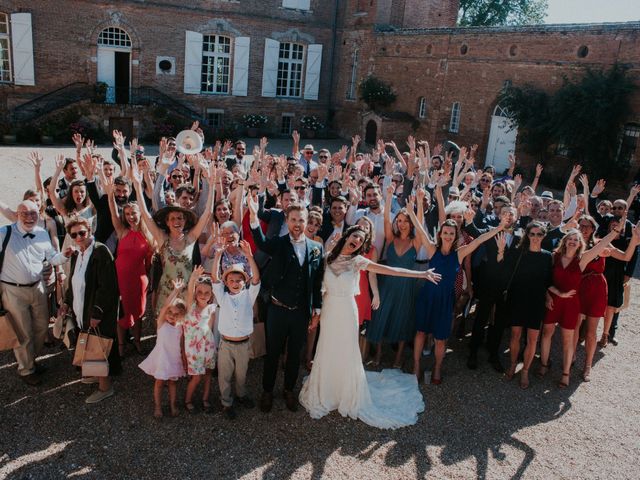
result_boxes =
[291,235,306,266]
[71,242,95,328]
[212,282,261,338]
[0,223,67,284]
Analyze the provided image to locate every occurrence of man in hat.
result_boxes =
[298,144,318,178]
[248,199,324,413]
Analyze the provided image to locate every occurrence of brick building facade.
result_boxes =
[0,0,639,179]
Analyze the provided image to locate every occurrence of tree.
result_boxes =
[359,76,397,111]
[499,65,637,178]
[458,0,548,27]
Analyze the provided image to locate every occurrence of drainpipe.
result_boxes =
[326,0,340,134]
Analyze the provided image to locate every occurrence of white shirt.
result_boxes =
[0,223,67,284]
[291,236,306,266]
[72,242,95,328]
[212,282,261,338]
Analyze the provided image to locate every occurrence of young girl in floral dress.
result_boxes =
[183,265,217,412]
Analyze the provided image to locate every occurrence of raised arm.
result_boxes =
[457,210,504,263]
[28,151,45,201]
[131,163,166,245]
[101,176,127,239]
[48,155,69,216]
[531,164,543,193]
[186,265,205,310]
[240,239,260,285]
[607,222,640,262]
[187,164,216,243]
[383,184,395,243]
[580,228,622,271]
[405,198,437,258]
[365,260,441,284]
[435,184,446,226]
[157,279,184,329]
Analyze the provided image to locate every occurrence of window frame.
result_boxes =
[97,27,132,48]
[206,108,225,129]
[346,49,358,100]
[449,101,461,133]
[0,13,11,83]
[418,97,427,119]
[281,113,294,135]
[616,123,640,167]
[201,34,232,95]
[276,42,305,98]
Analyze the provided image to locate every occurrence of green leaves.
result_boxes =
[358,76,397,111]
[458,0,548,27]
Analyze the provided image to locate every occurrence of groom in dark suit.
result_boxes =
[249,199,324,412]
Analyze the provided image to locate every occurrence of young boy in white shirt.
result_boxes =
[211,240,261,419]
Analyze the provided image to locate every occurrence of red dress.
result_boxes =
[579,256,607,318]
[544,254,582,329]
[115,230,152,329]
[355,248,375,325]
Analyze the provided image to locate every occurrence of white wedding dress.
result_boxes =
[299,255,425,429]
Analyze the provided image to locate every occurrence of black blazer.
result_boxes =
[251,227,324,315]
[319,215,349,243]
[65,242,119,338]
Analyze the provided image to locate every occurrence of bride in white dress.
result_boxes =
[299,225,441,429]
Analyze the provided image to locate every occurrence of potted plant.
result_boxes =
[300,115,324,139]
[242,114,267,137]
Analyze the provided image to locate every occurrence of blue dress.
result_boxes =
[367,243,418,343]
[415,250,460,340]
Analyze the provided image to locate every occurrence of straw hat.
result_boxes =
[221,263,250,283]
[152,205,197,232]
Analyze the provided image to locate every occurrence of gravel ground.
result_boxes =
[0,146,639,479]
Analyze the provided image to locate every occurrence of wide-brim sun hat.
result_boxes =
[152,205,198,232]
[221,263,250,283]
[300,144,317,154]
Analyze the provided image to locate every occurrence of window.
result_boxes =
[97,27,132,47]
[449,102,460,133]
[418,97,427,119]
[201,35,231,94]
[346,49,358,100]
[281,114,294,135]
[617,124,640,167]
[282,0,311,10]
[277,42,304,97]
[0,13,11,82]
[206,109,224,128]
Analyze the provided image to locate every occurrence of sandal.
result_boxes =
[536,361,551,379]
[582,367,591,382]
[520,369,529,390]
[170,406,179,417]
[505,364,517,381]
[430,372,442,385]
[598,334,609,348]
[185,402,195,413]
[558,371,570,389]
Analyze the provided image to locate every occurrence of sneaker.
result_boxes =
[236,396,255,409]
[81,376,99,384]
[223,405,237,420]
[85,387,114,404]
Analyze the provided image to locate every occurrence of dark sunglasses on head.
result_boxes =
[70,230,88,239]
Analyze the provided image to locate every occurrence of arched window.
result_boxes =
[277,42,304,97]
[201,35,231,94]
[0,13,11,82]
[418,97,427,119]
[449,102,461,133]
[97,27,131,48]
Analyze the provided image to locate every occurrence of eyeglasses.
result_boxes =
[319,155,328,159]
[528,232,545,237]
[18,211,38,218]
[480,178,491,183]
[304,151,313,155]
[70,230,88,239]
[171,174,184,180]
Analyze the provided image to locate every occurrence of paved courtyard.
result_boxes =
[0,145,638,479]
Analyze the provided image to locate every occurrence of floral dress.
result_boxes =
[183,304,217,375]
[155,239,195,315]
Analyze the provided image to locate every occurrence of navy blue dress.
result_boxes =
[415,250,460,340]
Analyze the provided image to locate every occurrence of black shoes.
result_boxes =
[21,373,41,386]
[236,396,255,409]
[283,390,298,412]
[260,392,273,413]
[223,405,237,420]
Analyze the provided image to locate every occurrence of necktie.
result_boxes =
[23,232,35,239]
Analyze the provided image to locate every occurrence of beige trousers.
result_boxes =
[1,282,49,376]
[217,338,251,407]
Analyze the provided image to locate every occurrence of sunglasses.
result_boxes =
[70,230,88,239]
[171,174,184,180]
[304,151,313,155]
[528,231,545,237]
[319,155,328,159]
[295,186,307,191]
[612,206,625,210]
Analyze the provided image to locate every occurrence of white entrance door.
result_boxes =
[97,47,116,103]
[485,105,518,174]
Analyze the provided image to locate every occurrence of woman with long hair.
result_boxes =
[103,176,154,357]
[496,221,553,389]
[300,225,441,428]
[539,225,632,387]
[406,204,505,383]
[354,216,380,361]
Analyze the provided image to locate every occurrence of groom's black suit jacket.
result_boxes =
[251,227,324,316]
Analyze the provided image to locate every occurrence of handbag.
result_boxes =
[249,322,267,359]
[72,328,113,376]
[52,312,77,349]
[502,249,524,303]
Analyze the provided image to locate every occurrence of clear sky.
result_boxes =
[545,0,640,24]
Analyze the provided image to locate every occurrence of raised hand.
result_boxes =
[72,133,84,150]
[592,179,606,197]
[495,232,507,252]
[239,239,253,257]
[54,154,65,174]
[28,151,43,170]
[172,278,185,291]
[247,192,259,219]
[579,174,589,192]
[535,163,544,178]
[424,268,442,285]
[102,175,115,195]
[513,174,523,191]
[292,130,300,145]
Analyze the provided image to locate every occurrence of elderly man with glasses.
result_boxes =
[0,201,73,385]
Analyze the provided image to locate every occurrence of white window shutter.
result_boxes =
[232,36,250,97]
[283,0,310,9]
[282,0,298,8]
[261,38,279,98]
[303,44,322,101]
[298,0,311,9]
[10,13,35,86]
[183,30,203,94]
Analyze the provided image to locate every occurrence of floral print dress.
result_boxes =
[183,304,217,375]
[155,239,195,315]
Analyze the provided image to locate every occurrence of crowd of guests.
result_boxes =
[1,124,638,416]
